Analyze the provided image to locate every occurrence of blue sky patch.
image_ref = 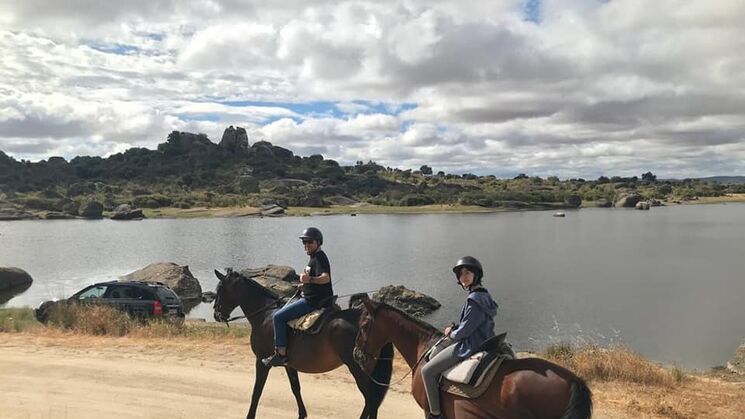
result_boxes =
[85,41,140,55]
[220,100,416,120]
[523,0,542,23]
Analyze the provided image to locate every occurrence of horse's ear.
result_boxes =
[214,270,226,281]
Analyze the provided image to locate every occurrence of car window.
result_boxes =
[154,287,179,302]
[77,285,108,299]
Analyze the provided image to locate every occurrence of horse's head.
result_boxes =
[353,294,389,371]
[213,269,243,322]
[213,268,281,323]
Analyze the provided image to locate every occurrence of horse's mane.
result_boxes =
[376,301,441,341]
[228,270,281,301]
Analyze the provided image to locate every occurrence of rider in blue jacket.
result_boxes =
[421,256,498,419]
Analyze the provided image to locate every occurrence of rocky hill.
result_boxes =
[0,126,740,218]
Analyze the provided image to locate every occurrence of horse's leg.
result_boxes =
[338,349,382,419]
[285,366,308,419]
[246,359,271,419]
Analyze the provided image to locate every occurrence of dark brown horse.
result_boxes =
[354,295,592,419]
[212,269,393,419]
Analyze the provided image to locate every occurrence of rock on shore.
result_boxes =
[372,285,441,317]
[0,267,33,305]
[121,263,202,302]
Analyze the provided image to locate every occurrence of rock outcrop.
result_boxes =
[615,194,642,208]
[110,204,145,220]
[219,126,249,153]
[0,267,33,305]
[79,200,104,218]
[239,265,299,298]
[121,263,202,302]
[0,207,37,220]
[596,199,612,208]
[372,285,441,317]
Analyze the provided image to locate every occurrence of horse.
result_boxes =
[354,295,592,419]
[212,269,394,419]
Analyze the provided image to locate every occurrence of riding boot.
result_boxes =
[262,350,288,367]
[426,413,444,419]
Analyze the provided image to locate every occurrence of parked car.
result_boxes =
[35,281,185,324]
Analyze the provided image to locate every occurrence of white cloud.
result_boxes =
[0,0,744,178]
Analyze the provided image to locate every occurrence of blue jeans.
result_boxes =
[272,298,315,348]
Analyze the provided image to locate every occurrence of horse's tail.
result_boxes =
[369,342,394,404]
[559,377,593,419]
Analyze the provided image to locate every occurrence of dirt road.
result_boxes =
[2,333,743,418]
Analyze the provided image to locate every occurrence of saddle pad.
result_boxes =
[287,309,323,331]
[441,355,507,399]
[442,351,487,384]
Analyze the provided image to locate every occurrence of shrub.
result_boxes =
[46,303,137,336]
[0,308,39,332]
[544,344,677,387]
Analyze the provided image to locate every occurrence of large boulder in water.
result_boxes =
[121,262,202,302]
[727,342,745,375]
[238,265,299,298]
[0,267,33,305]
[372,285,441,317]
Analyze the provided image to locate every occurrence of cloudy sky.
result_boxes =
[1,0,744,178]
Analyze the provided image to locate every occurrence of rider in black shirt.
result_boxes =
[262,227,333,367]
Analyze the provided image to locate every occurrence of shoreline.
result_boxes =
[3,194,745,221]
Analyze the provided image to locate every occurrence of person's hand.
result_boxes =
[299,272,310,283]
[444,326,452,336]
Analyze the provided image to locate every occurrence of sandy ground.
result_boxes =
[1,334,744,419]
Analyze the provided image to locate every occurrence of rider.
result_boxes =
[421,256,498,419]
[262,227,333,367]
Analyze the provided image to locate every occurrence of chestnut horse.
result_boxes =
[354,296,592,419]
[212,269,393,419]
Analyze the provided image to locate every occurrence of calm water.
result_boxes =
[2,204,744,369]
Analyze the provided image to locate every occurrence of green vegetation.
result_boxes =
[0,308,40,332]
[1,130,741,218]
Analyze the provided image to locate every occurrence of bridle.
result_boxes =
[213,271,282,325]
[353,301,442,387]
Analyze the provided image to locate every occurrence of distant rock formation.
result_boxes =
[596,199,612,208]
[110,204,145,220]
[219,126,249,153]
[635,201,651,210]
[78,200,104,218]
[615,193,642,208]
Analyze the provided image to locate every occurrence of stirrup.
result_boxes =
[262,353,287,367]
[426,413,444,419]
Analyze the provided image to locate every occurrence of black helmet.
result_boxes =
[452,256,483,283]
[299,227,323,245]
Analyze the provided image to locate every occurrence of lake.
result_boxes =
[2,204,744,369]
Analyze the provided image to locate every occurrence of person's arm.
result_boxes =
[449,301,486,340]
[310,272,331,284]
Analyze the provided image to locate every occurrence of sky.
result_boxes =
[1,0,744,178]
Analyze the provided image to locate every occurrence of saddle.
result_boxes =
[287,297,340,335]
[425,333,515,399]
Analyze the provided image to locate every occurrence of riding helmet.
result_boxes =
[452,256,483,283]
[299,227,323,245]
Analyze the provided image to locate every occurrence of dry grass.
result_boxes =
[544,342,678,387]
[1,306,250,339]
